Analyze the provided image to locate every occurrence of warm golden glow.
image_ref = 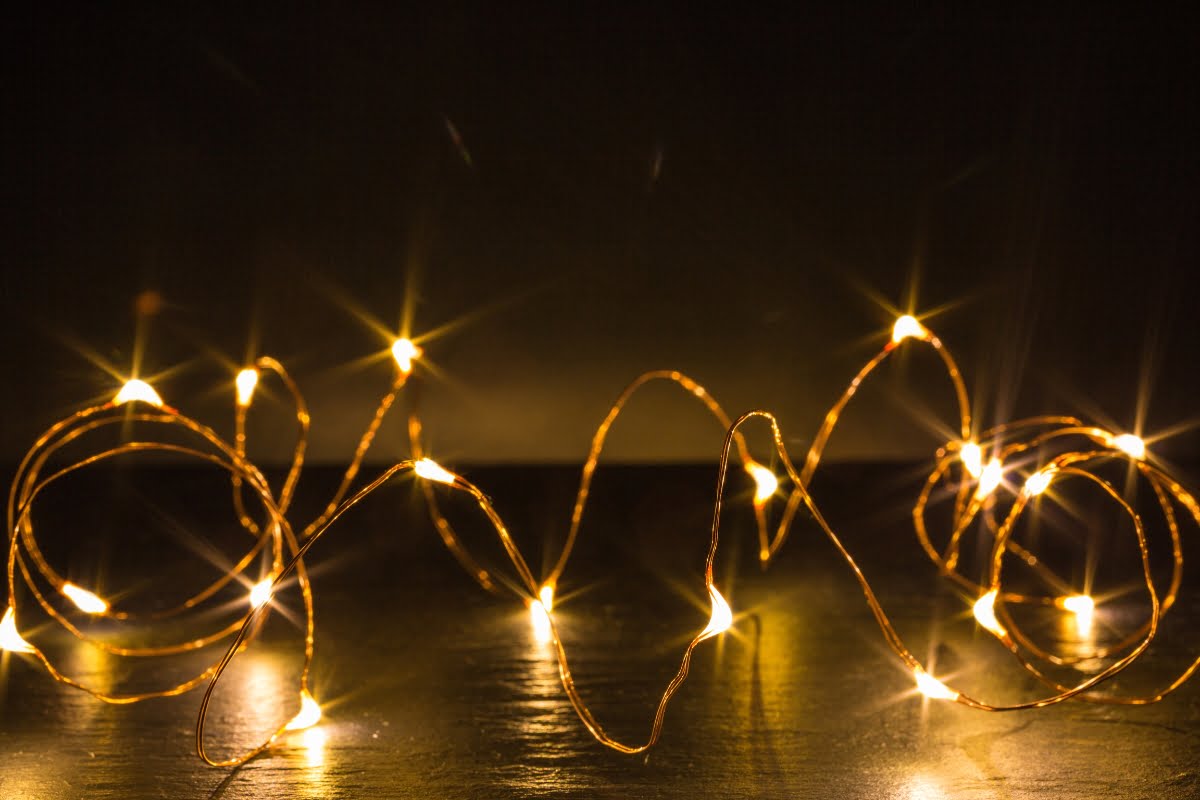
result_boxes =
[959,441,983,479]
[1024,468,1055,497]
[113,379,163,407]
[62,582,108,614]
[1111,433,1146,460]
[891,315,927,344]
[414,458,456,485]
[0,607,35,653]
[1059,594,1095,637]
[914,667,959,701]
[975,458,1003,499]
[299,726,327,767]
[235,368,259,407]
[529,599,553,645]
[284,689,322,731]
[391,338,422,374]
[13,313,1199,765]
[746,462,779,505]
[700,584,733,638]
[249,579,273,609]
[972,589,1007,638]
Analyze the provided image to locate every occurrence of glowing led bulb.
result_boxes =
[391,338,422,374]
[0,607,35,653]
[284,689,322,731]
[914,667,959,701]
[959,441,983,479]
[62,582,108,614]
[113,379,163,407]
[235,368,259,407]
[975,458,1003,499]
[1111,433,1146,460]
[414,458,456,485]
[1024,468,1055,497]
[1059,594,1095,637]
[528,584,555,645]
[745,462,779,505]
[249,578,273,609]
[972,589,1007,638]
[891,315,927,344]
[700,584,733,638]
[529,598,553,645]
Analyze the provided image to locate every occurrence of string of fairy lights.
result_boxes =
[2,316,1197,766]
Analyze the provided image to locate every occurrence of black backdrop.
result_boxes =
[5,5,1197,466]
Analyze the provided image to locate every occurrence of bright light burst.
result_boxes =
[959,441,983,479]
[113,379,163,407]
[414,458,456,485]
[1111,433,1146,460]
[391,338,422,374]
[1060,595,1095,638]
[1024,468,1055,497]
[0,607,35,653]
[972,589,1007,638]
[891,315,927,344]
[284,690,323,731]
[249,579,274,609]
[235,368,259,407]
[700,584,733,639]
[529,599,553,645]
[914,667,959,701]
[976,458,1003,499]
[746,462,779,505]
[62,582,108,614]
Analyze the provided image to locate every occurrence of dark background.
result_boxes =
[4,9,1200,797]
[4,5,1198,465]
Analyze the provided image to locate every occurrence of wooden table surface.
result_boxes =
[2,465,1197,799]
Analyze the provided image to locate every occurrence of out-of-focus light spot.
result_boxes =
[62,582,108,614]
[249,579,273,609]
[1024,468,1055,497]
[1059,594,1095,638]
[976,458,1003,499]
[700,584,733,638]
[892,315,927,344]
[959,442,983,479]
[414,458,456,485]
[914,667,958,701]
[114,379,163,407]
[391,339,422,374]
[133,289,165,318]
[746,462,779,505]
[972,589,1007,638]
[284,690,322,731]
[236,368,259,407]
[539,584,555,612]
[1111,433,1146,460]
[0,607,35,653]
[529,599,553,645]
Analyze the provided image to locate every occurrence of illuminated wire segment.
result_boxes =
[3,318,1197,769]
[3,341,424,765]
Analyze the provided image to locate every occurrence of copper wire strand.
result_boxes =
[12,412,273,624]
[8,439,287,699]
[403,369,767,596]
[232,356,310,536]
[5,320,1199,767]
[5,398,316,757]
[298,370,410,540]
